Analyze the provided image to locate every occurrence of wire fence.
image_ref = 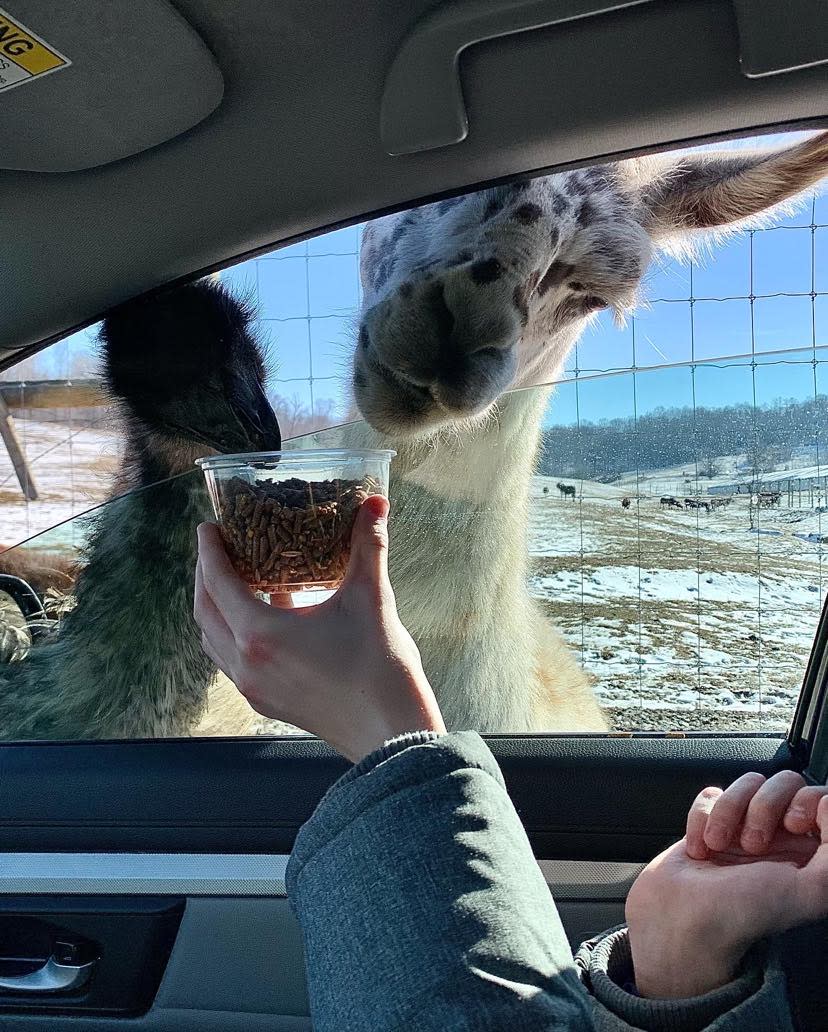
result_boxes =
[0,173,825,731]
[535,196,827,728]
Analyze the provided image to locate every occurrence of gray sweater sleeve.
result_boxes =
[286,731,794,1032]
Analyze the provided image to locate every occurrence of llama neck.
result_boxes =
[399,386,551,504]
[0,447,214,740]
[386,386,553,729]
[383,386,544,611]
[331,385,552,580]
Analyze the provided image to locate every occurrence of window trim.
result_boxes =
[789,591,828,778]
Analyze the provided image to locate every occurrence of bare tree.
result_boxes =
[700,452,720,479]
[268,392,339,440]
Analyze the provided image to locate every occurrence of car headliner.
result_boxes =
[2,0,826,365]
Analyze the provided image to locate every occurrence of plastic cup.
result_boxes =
[196,448,395,603]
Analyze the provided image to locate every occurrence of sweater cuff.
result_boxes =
[345,731,447,785]
[585,927,763,1032]
[308,731,448,816]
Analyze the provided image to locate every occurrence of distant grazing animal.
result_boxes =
[758,491,782,508]
[557,482,577,501]
[621,497,631,509]
[684,497,711,513]
[708,497,732,511]
[660,496,683,510]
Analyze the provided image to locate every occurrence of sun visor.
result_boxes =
[0,0,223,171]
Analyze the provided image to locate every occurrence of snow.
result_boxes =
[531,565,821,607]
[529,469,826,731]
[0,418,120,549]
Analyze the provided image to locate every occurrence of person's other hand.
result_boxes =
[626,770,828,998]
[195,495,446,762]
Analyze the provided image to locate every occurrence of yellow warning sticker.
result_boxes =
[0,7,70,94]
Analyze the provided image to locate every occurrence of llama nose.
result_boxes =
[427,279,519,411]
[360,272,521,417]
[432,345,517,413]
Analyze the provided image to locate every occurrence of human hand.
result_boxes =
[626,770,828,999]
[194,494,446,762]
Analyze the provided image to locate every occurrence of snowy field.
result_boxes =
[530,474,827,733]
[0,420,823,735]
[0,418,120,549]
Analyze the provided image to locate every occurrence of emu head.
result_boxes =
[355,132,828,438]
[100,279,281,474]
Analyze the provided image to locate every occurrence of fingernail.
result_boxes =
[705,828,728,851]
[786,807,807,823]
[371,495,389,521]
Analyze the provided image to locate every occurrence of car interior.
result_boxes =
[1,0,827,1028]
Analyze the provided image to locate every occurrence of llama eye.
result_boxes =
[580,295,608,312]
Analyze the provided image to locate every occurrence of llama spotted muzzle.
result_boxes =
[354,270,523,435]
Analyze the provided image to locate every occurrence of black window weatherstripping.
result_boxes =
[790,588,828,784]
[0,731,798,862]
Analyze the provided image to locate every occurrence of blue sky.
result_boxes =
[47,135,827,429]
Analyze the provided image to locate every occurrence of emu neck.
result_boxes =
[0,447,214,740]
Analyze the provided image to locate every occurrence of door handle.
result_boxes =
[0,953,95,993]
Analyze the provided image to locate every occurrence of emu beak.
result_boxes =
[238,381,282,452]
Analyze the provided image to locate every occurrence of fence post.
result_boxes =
[0,395,38,501]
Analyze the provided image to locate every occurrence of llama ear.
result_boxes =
[623,131,828,241]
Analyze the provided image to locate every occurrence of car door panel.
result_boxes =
[0,734,798,1024]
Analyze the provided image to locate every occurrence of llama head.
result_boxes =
[100,279,281,472]
[355,132,828,438]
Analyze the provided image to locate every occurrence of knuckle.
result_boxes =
[704,816,729,838]
[710,795,740,820]
[745,798,774,826]
[363,526,388,552]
